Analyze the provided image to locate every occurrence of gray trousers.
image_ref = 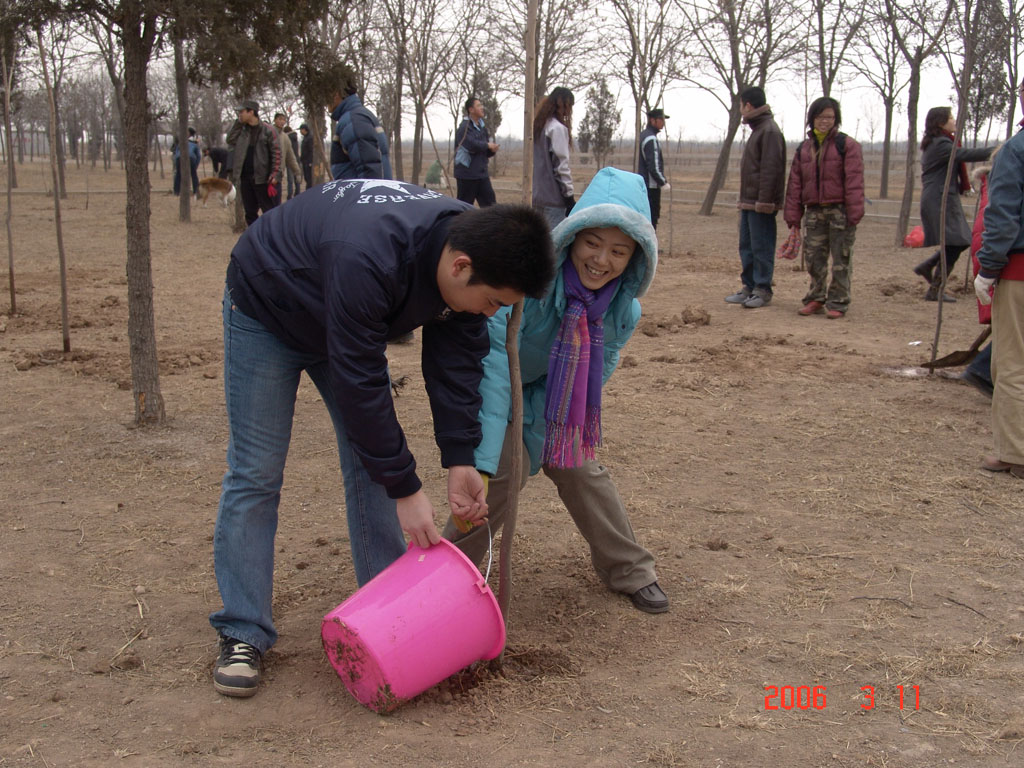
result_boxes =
[443,423,657,594]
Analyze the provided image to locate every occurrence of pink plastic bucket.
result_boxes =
[321,538,505,713]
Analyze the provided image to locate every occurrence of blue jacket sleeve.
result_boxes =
[322,244,420,499]
[345,112,384,179]
[472,308,514,475]
[978,140,1024,276]
[421,310,490,469]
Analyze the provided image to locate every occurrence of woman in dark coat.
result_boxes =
[913,106,994,302]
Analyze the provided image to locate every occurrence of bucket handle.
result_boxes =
[483,518,494,583]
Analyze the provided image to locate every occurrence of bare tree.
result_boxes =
[850,1,907,198]
[577,76,621,168]
[35,25,70,353]
[882,0,955,246]
[1000,0,1023,136]
[73,0,167,424]
[807,0,866,97]
[404,0,462,185]
[674,0,806,216]
[380,0,411,179]
[486,0,606,104]
[609,0,687,170]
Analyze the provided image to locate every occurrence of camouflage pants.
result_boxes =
[802,205,857,312]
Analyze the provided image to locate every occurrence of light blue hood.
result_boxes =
[550,167,658,299]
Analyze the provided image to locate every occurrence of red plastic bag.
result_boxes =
[777,227,801,260]
[903,225,925,248]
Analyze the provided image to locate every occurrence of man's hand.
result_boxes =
[975,274,996,305]
[487,142,499,153]
[447,465,488,529]
[662,182,671,191]
[267,182,277,198]
[396,490,441,549]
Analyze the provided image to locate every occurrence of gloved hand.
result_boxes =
[267,182,277,198]
[563,195,576,216]
[662,183,671,192]
[974,273,996,305]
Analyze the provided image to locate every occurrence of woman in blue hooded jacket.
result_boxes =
[445,167,667,613]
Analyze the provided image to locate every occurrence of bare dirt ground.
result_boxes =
[1,159,1022,768]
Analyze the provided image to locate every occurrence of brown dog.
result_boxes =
[197,177,236,207]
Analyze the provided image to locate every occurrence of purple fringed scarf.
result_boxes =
[542,260,620,468]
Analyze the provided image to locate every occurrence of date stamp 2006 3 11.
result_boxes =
[764,685,920,711]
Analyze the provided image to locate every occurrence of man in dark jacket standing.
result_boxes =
[209,179,555,698]
[725,87,786,309]
[636,108,670,229]
[454,97,499,207]
[299,123,314,190]
[227,100,281,225]
[330,75,392,180]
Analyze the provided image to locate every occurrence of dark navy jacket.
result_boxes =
[226,179,486,499]
[453,117,494,180]
[330,94,392,180]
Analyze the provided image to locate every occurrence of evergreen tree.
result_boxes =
[577,77,619,169]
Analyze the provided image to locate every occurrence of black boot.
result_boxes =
[924,273,956,302]
[913,252,940,283]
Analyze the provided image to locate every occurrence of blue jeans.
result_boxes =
[209,289,406,653]
[738,209,777,292]
[538,205,566,229]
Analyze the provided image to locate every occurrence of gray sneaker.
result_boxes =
[213,636,261,697]
[743,289,772,308]
[724,288,752,304]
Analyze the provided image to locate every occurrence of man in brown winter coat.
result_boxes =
[724,86,786,309]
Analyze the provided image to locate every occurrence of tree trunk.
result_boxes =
[699,106,743,216]
[122,22,165,425]
[880,99,894,199]
[2,44,14,314]
[173,32,192,222]
[2,41,16,191]
[896,59,922,246]
[55,95,67,199]
[392,50,406,180]
[37,28,71,353]
[411,106,423,186]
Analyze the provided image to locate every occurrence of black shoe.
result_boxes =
[924,286,956,302]
[961,369,994,398]
[213,636,261,697]
[913,262,934,283]
[629,582,669,614]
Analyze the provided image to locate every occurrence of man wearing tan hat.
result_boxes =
[637,108,670,229]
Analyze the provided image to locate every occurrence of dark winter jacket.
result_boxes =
[637,124,667,188]
[977,128,1024,280]
[453,117,494,180]
[300,132,314,170]
[784,127,866,228]
[920,135,993,247]
[226,119,281,186]
[331,94,392,180]
[225,179,487,499]
[738,105,786,213]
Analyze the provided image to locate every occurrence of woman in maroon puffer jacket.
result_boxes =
[784,97,866,319]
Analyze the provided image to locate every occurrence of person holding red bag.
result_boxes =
[783,97,865,319]
[227,100,281,226]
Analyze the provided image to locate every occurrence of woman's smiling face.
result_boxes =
[569,226,636,290]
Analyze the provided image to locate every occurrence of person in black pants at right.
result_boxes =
[913,106,994,302]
